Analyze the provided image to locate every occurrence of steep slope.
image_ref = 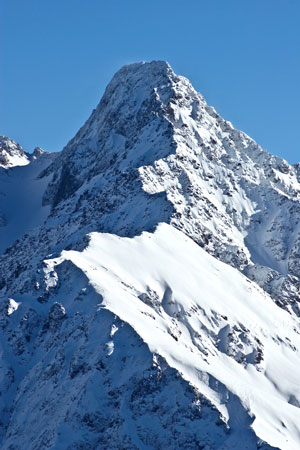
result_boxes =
[2,225,282,450]
[53,224,300,449]
[3,61,300,310]
[0,136,30,169]
[1,61,300,449]
[0,142,56,253]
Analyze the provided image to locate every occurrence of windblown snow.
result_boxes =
[1,61,300,449]
[50,224,300,450]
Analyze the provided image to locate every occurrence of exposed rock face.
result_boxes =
[0,61,298,449]
[0,136,30,169]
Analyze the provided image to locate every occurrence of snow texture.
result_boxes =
[0,136,30,169]
[0,60,299,449]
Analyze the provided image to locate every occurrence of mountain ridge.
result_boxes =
[0,61,299,449]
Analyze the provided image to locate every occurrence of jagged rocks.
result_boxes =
[0,61,299,449]
[0,136,30,169]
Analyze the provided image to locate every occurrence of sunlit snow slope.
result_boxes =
[0,136,30,169]
[48,224,300,450]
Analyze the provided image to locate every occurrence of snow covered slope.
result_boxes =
[0,144,56,253]
[0,136,30,169]
[1,61,300,449]
[51,224,300,449]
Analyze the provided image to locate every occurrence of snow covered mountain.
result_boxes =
[0,136,30,169]
[0,144,56,253]
[1,61,300,449]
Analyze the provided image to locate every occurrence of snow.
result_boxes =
[2,61,300,449]
[0,136,30,169]
[52,223,300,450]
[7,298,20,315]
[0,151,29,168]
[0,153,54,253]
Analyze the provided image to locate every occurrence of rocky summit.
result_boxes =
[1,61,300,449]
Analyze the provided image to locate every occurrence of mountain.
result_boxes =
[0,143,56,253]
[0,136,30,169]
[1,61,300,449]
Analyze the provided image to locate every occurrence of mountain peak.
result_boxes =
[40,61,187,204]
[30,146,48,161]
[112,60,174,79]
[3,63,300,449]
[60,60,197,158]
[99,60,179,112]
[0,136,30,169]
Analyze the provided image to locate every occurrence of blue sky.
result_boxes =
[1,0,299,163]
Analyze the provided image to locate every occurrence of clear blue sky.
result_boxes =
[1,0,299,163]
